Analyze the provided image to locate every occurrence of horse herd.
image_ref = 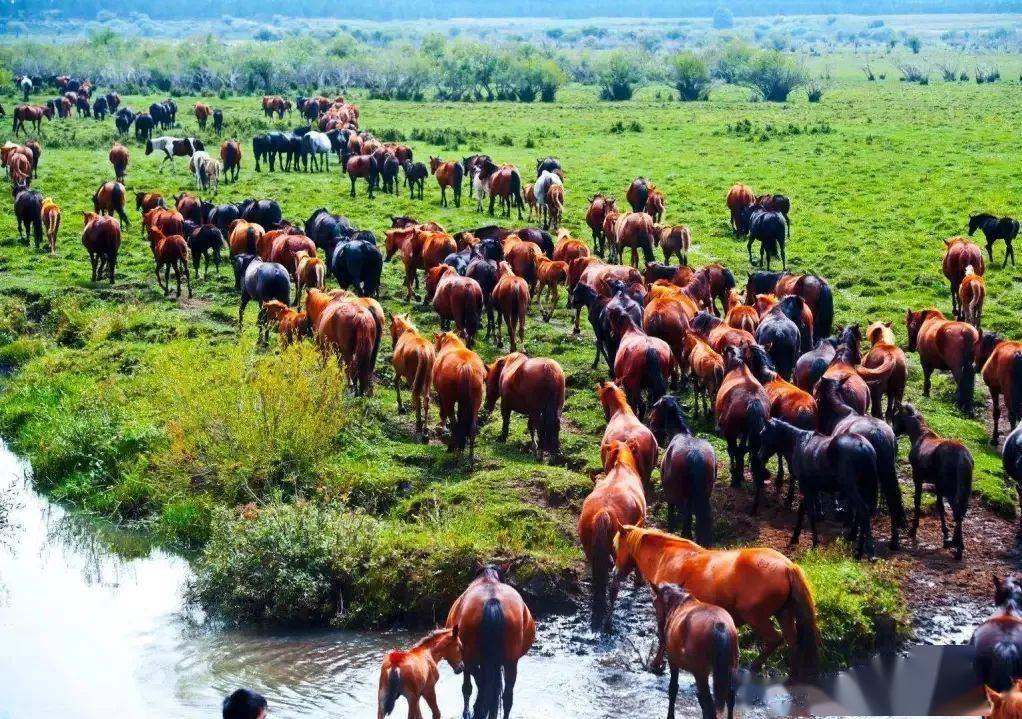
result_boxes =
[7,83,1022,719]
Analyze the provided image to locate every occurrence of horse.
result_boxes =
[654,224,691,265]
[892,403,972,559]
[481,161,524,219]
[433,332,486,460]
[81,213,121,284]
[742,207,787,269]
[794,337,837,392]
[942,237,985,318]
[398,229,457,303]
[534,170,563,230]
[227,220,264,257]
[92,96,108,120]
[429,156,463,208]
[972,575,1022,691]
[647,396,717,544]
[724,289,759,334]
[109,143,129,183]
[534,257,568,322]
[755,298,803,381]
[220,140,242,183]
[611,212,657,268]
[305,208,355,256]
[552,231,590,265]
[380,153,400,194]
[262,300,309,346]
[626,177,652,213]
[543,183,564,231]
[404,160,428,200]
[680,332,723,417]
[505,240,542,297]
[314,293,380,395]
[616,525,819,678]
[240,198,283,229]
[193,102,212,130]
[568,260,642,339]
[92,181,130,227]
[6,149,32,187]
[817,325,870,415]
[135,192,165,215]
[763,273,832,343]
[13,185,43,249]
[40,197,60,254]
[598,381,659,488]
[19,76,32,102]
[189,151,222,194]
[969,213,1019,267]
[987,680,1022,719]
[114,108,136,135]
[485,352,565,460]
[232,255,292,344]
[212,109,224,136]
[429,265,483,347]
[645,187,665,224]
[391,315,435,435]
[145,136,204,167]
[690,311,757,356]
[293,250,325,307]
[611,310,672,419]
[535,156,562,178]
[146,225,191,299]
[300,131,332,172]
[134,113,154,141]
[523,183,537,221]
[446,565,535,719]
[377,627,464,719]
[714,346,770,512]
[653,584,737,719]
[586,194,617,257]
[12,104,52,136]
[492,262,530,351]
[332,235,383,298]
[906,308,978,414]
[187,224,225,279]
[578,440,647,629]
[958,265,985,329]
[978,333,1022,445]
[346,154,378,198]
[725,184,756,235]
[758,417,879,560]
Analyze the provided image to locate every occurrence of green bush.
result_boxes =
[737,49,808,102]
[597,49,645,101]
[670,51,712,101]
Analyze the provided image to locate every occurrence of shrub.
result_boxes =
[862,64,876,81]
[597,49,645,101]
[670,51,712,101]
[737,50,808,102]
[713,6,735,30]
[905,35,922,54]
[806,80,825,102]
[938,63,959,82]
[897,63,928,83]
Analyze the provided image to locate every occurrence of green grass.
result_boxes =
[0,69,1019,662]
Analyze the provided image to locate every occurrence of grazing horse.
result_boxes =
[743,207,787,269]
[485,352,565,460]
[432,332,486,460]
[429,156,463,208]
[390,314,435,435]
[145,136,204,166]
[146,225,191,299]
[654,224,691,265]
[653,584,737,719]
[492,262,530,351]
[714,347,769,512]
[579,440,647,629]
[81,213,121,283]
[978,333,1022,445]
[187,224,225,279]
[616,525,820,678]
[481,161,524,219]
[429,265,483,347]
[446,565,534,719]
[232,255,291,343]
[893,404,972,559]
[12,104,52,136]
[13,186,43,248]
[958,265,985,329]
[109,143,129,183]
[726,184,756,235]
[346,154,378,198]
[972,575,1022,691]
[40,197,60,254]
[377,627,464,719]
[857,321,907,420]
[759,418,879,559]
[942,237,985,318]
[681,332,724,417]
[613,212,657,268]
[906,308,978,414]
[93,181,130,226]
[261,300,309,346]
[403,160,428,200]
[586,194,617,257]
[648,396,717,544]
[969,213,1019,267]
[220,140,242,183]
[598,381,658,488]
[611,311,672,419]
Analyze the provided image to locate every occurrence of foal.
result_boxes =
[377,627,464,719]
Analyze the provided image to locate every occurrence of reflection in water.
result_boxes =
[0,442,993,718]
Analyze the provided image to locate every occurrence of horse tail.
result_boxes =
[815,278,834,341]
[245,227,257,254]
[746,399,768,480]
[785,563,821,679]
[711,622,735,713]
[381,666,402,716]
[453,365,477,453]
[856,352,896,384]
[411,348,431,400]
[461,290,481,347]
[1009,352,1022,425]
[591,510,614,626]
[958,335,976,415]
[510,169,523,211]
[354,313,376,392]
[478,597,506,718]
[688,449,714,546]
[722,267,736,293]
[643,345,668,407]
[110,181,125,214]
[989,641,1022,691]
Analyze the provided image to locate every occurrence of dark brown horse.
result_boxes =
[81,212,121,283]
[93,181,130,226]
[821,325,870,415]
[429,265,484,348]
[429,156,463,208]
[612,310,672,419]
[485,352,564,460]
[12,104,52,136]
[978,333,1022,444]
[586,194,616,257]
[971,575,1022,691]
[714,346,769,512]
[612,211,657,268]
[481,161,524,219]
[942,237,985,318]
[220,140,242,183]
[108,143,129,184]
[906,308,978,414]
[346,154,378,197]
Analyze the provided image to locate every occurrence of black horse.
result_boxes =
[232,254,292,344]
[969,213,1019,267]
[536,156,562,178]
[331,233,383,298]
[134,112,154,141]
[794,337,838,392]
[647,395,717,545]
[466,256,499,341]
[239,199,282,229]
[403,160,428,200]
[569,282,642,377]
[743,207,787,269]
[305,208,355,256]
[380,154,400,195]
[212,109,224,136]
[756,300,802,381]
[1005,425,1022,542]
[971,575,1022,691]
[187,224,225,279]
[92,96,108,120]
[207,203,241,239]
[149,101,172,129]
[13,185,43,248]
[443,245,479,276]
[759,417,879,559]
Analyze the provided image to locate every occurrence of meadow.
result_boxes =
[0,68,1018,667]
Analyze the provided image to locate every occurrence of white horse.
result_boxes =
[19,76,32,102]
[473,169,492,213]
[535,170,563,229]
[301,131,332,172]
[189,151,221,193]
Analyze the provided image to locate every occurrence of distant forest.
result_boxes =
[6,0,1022,19]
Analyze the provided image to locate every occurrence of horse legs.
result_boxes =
[747,611,785,673]
[790,494,807,547]
[935,491,951,548]
[727,437,741,487]
[499,404,511,442]
[921,361,933,397]
[949,280,959,318]
[350,175,357,198]
[747,237,755,265]
[461,669,474,719]
[992,390,1002,445]
[667,667,680,719]
[422,683,441,719]
[695,676,716,719]
[1006,239,1016,268]
[679,499,693,539]
[501,662,517,719]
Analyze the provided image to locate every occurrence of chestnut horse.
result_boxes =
[429,156,463,208]
[682,332,724,417]
[578,440,647,629]
[586,194,616,257]
[193,102,212,130]
[978,333,1022,444]
[146,225,191,298]
[228,219,264,257]
[906,308,978,414]
[616,525,820,679]
[598,380,658,489]
[724,289,759,334]
[433,332,485,460]
[644,187,665,224]
[294,251,325,308]
[534,257,568,322]
[446,565,534,719]
[552,231,589,265]
[942,237,985,319]
[726,184,755,235]
[485,352,564,460]
[655,224,691,265]
[958,265,985,329]
[346,154,378,198]
[858,321,907,420]
[81,212,121,283]
[220,140,242,183]
[377,627,464,719]
[262,300,309,346]
[611,311,672,419]
[428,265,483,348]
[109,142,129,183]
[714,346,770,512]
[613,211,657,268]
[821,325,870,416]
[480,160,524,219]
[135,192,165,214]
[971,575,1022,692]
[492,262,530,351]
[93,181,130,226]
[390,314,435,434]
[653,583,738,719]
[41,197,60,254]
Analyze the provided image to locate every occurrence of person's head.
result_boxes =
[222,688,267,719]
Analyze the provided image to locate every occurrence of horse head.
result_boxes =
[647,394,690,445]
[994,575,1022,614]
[652,583,690,625]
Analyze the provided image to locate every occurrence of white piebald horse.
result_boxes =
[146,136,204,169]
[19,76,32,102]
[188,151,221,193]
[473,168,493,213]
[535,170,563,229]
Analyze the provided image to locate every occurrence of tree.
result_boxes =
[905,35,922,54]
[713,6,734,30]
[670,51,711,101]
[597,49,645,101]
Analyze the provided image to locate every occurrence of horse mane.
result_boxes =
[410,627,453,651]
[624,526,703,555]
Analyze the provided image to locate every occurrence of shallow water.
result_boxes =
[0,443,992,718]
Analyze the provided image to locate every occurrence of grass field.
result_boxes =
[0,71,1017,664]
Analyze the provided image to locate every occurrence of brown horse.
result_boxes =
[400,230,457,303]
[193,102,212,130]
[534,257,568,321]
[40,198,60,255]
[545,183,564,230]
[612,311,673,419]
[390,314,435,434]
[958,265,985,329]
[429,156,463,208]
[654,224,691,265]
[269,234,318,279]
[726,184,755,235]
[262,300,309,346]
[220,140,242,183]
[586,194,617,257]
[143,207,184,240]
[378,627,464,719]
[771,273,832,343]
[598,380,658,487]
[943,237,985,318]
[691,312,757,355]
[906,308,978,414]
[492,262,530,351]
[315,294,380,395]
[578,440,647,629]
[446,565,535,719]
[644,187,665,224]
[135,192,165,214]
[93,181,130,226]
[714,346,769,512]
[978,333,1022,444]
[228,219,264,257]
[972,576,1022,692]
[81,212,121,283]
[294,251,325,308]
[506,240,542,296]
[642,291,694,381]
[552,231,589,265]
[682,331,724,417]
[346,154,378,198]
[146,225,192,298]
[653,583,738,719]
[724,289,759,334]
[987,680,1022,719]
[857,321,907,420]
[485,352,565,460]
[613,212,657,268]
[615,525,820,679]
[482,162,524,219]
[524,183,538,221]
[821,325,870,416]
[109,142,129,183]
[429,265,483,347]
[433,332,486,459]
[12,104,52,136]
